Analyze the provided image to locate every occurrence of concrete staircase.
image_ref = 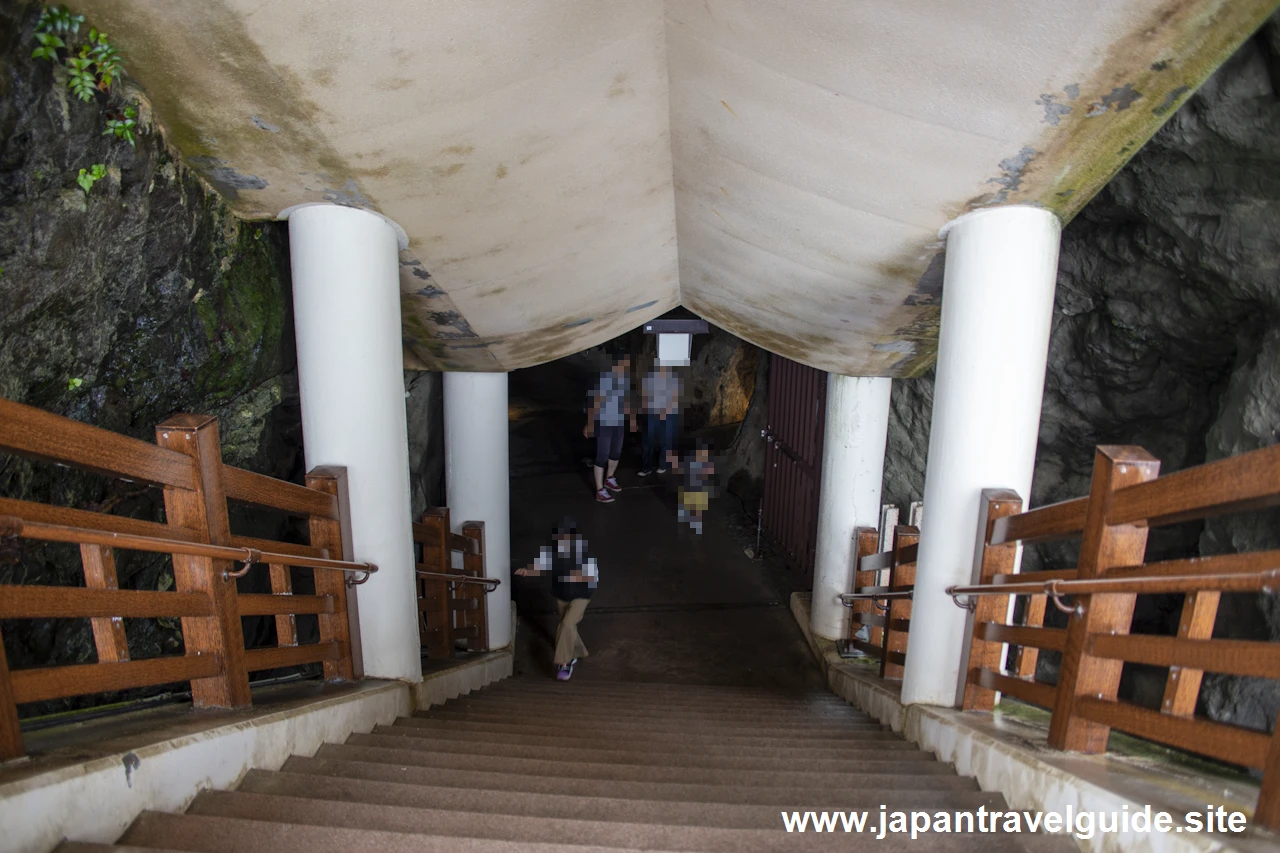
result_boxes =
[57,679,1070,852]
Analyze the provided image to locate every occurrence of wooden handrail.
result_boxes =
[0,496,202,543]
[988,496,1087,546]
[0,400,367,762]
[1,398,197,489]
[222,466,339,520]
[1107,442,1280,528]
[841,525,917,679]
[2,515,376,578]
[0,586,213,619]
[959,444,1280,829]
[948,567,1278,600]
[414,509,490,658]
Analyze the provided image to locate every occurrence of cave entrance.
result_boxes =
[506,315,822,688]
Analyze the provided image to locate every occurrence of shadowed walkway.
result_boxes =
[509,466,822,690]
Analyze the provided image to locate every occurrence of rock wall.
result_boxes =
[0,2,445,713]
[881,14,1280,726]
[406,370,445,517]
[0,0,302,707]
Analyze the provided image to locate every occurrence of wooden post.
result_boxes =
[268,565,298,648]
[80,544,130,662]
[156,414,251,709]
[419,508,452,661]
[306,466,360,682]
[1015,595,1048,677]
[880,526,919,680]
[847,527,882,648]
[961,489,1023,710]
[461,521,489,652]
[0,632,22,760]
[1161,591,1220,716]
[1256,713,1280,830]
[1048,445,1160,752]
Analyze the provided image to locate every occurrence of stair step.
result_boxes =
[392,715,897,740]
[285,755,981,805]
[480,681,852,704]
[364,726,933,770]
[419,696,870,722]
[118,811,673,853]
[121,809,1043,853]
[321,741,960,787]
[56,846,189,853]
[452,690,856,714]
[376,723,924,757]
[188,789,857,852]
[240,768,1011,826]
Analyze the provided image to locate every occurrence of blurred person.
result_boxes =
[515,517,599,681]
[677,439,715,535]
[583,353,637,503]
[638,363,681,477]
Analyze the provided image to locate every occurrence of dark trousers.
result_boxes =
[594,424,625,468]
[642,413,679,470]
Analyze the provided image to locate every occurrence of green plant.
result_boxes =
[35,5,82,37]
[33,8,132,110]
[67,377,84,390]
[76,163,105,194]
[104,104,136,146]
[31,5,81,62]
[30,30,64,61]
[85,28,121,87]
[64,55,96,101]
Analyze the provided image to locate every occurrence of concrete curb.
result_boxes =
[790,592,1270,853]
[2,630,516,853]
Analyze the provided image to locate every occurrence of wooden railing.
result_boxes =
[954,444,1280,828]
[840,525,918,679]
[0,399,369,760]
[413,508,497,661]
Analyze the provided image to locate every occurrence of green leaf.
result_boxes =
[76,164,106,194]
[67,377,83,390]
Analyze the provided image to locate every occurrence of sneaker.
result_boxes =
[604,476,622,492]
[637,468,654,477]
[595,488,615,503]
[656,465,668,474]
[556,659,577,681]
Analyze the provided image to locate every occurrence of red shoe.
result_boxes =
[604,476,622,493]
[595,488,615,503]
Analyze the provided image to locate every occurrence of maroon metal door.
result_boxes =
[760,354,827,582]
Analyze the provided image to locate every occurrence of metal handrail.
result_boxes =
[1,515,378,584]
[947,568,1280,615]
[416,568,501,592]
[839,590,914,607]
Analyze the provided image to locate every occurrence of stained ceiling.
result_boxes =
[75,0,1276,374]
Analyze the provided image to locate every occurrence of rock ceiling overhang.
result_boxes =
[73,0,1277,374]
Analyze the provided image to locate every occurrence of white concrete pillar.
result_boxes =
[287,204,422,683]
[443,371,512,650]
[901,205,1061,706]
[810,375,893,640]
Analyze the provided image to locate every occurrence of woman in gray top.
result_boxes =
[584,354,637,503]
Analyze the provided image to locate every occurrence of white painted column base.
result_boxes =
[288,203,422,683]
[901,205,1062,707]
[810,375,892,640]
[444,371,512,650]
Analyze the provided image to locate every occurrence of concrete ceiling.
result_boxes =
[76,0,1275,375]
